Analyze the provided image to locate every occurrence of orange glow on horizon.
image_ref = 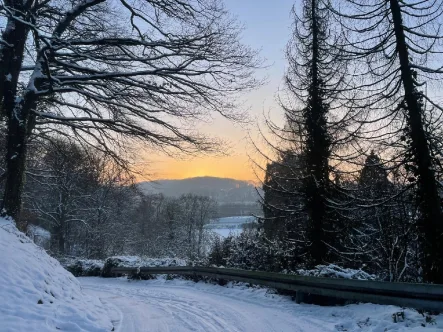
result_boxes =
[136,154,263,183]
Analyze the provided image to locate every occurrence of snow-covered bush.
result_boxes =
[0,218,112,331]
[102,256,187,277]
[26,224,51,249]
[207,229,378,283]
[296,264,378,280]
[208,229,299,272]
[59,257,104,277]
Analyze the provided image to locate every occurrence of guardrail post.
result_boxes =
[191,266,199,283]
[296,291,305,304]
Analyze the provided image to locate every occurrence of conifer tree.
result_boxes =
[330,0,443,282]
[282,0,347,265]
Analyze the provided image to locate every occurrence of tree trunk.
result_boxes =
[51,224,65,255]
[305,0,330,266]
[197,226,203,258]
[59,227,65,255]
[0,3,33,221]
[1,97,36,220]
[0,6,30,116]
[389,0,443,283]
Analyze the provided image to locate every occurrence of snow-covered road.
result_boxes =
[79,277,442,332]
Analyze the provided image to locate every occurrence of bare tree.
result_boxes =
[125,193,215,259]
[24,137,139,257]
[0,0,261,219]
[195,195,216,258]
[26,139,101,255]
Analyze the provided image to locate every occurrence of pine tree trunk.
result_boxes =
[389,0,443,283]
[305,0,329,266]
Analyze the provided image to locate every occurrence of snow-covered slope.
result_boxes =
[0,218,112,332]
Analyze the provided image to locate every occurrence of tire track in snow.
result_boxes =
[80,278,317,332]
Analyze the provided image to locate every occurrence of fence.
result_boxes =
[110,266,443,311]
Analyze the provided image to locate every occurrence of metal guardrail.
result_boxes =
[110,266,443,311]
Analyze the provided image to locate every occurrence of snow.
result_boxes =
[80,276,443,332]
[27,224,51,239]
[105,256,187,268]
[60,257,104,269]
[211,227,241,238]
[214,216,257,224]
[27,224,51,249]
[0,218,112,332]
[59,257,104,277]
[1,215,441,331]
[205,216,257,238]
[297,264,378,281]
[102,256,188,277]
[76,259,104,270]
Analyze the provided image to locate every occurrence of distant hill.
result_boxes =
[138,176,260,204]
[137,177,263,217]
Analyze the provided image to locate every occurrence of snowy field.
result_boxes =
[80,277,442,332]
[205,216,256,238]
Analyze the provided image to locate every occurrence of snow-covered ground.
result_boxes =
[205,216,257,238]
[0,218,112,332]
[2,215,442,331]
[26,224,51,249]
[80,277,442,332]
[209,227,241,238]
[104,256,186,268]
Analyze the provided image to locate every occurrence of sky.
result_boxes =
[140,0,296,183]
